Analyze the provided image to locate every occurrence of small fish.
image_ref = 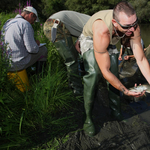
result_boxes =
[129,84,150,93]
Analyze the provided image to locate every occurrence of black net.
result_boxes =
[57,117,150,150]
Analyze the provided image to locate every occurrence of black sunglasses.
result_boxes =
[115,18,138,30]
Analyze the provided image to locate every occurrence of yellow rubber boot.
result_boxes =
[7,69,30,92]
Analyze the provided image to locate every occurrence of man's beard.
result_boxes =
[125,31,134,37]
[113,26,126,39]
[118,24,138,37]
[114,27,134,39]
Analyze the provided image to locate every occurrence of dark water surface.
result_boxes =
[140,24,150,47]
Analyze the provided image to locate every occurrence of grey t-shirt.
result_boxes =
[1,14,39,71]
[49,10,90,37]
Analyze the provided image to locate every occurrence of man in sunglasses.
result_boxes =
[79,1,150,136]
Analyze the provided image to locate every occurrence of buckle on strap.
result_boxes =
[51,19,60,43]
[53,19,60,28]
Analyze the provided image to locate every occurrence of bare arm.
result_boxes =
[75,40,81,53]
[130,26,150,84]
[93,20,144,97]
[118,45,123,60]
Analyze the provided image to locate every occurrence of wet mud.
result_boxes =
[57,83,150,150]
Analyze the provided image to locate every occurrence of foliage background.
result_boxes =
[1,0,150,149]
[0,0,150,22]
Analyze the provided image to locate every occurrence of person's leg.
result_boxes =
[82,49,102,136]
[109,53,123,120]
[36,61,46,75]
[24,46,47,70]
[54,36,83,95]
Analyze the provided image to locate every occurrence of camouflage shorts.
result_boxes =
[43,18,71,42]
[79,33,93,55]
[79,34,118,55]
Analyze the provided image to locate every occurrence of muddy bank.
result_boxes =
[57,71,150,149]
[57,88,150,150]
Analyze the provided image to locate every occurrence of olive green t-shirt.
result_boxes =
[82,10,119,45]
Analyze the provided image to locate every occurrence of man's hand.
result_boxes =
[118,55,122,60]
[36,40,40,46]
[130,25,141,40]
[125,90,145,97]
[124,55,130,60]
[122,83,145,97]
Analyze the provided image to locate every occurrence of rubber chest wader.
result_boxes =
[43,19,83,95]
[54,37,83,94]
[83,49,122,137]
[83,49,102,136]
[109,53,123,121]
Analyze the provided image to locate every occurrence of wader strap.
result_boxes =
[51,19,60,43]
[62,23,69,46]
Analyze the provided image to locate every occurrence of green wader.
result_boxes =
[109,53,123,121]
[83,49,102,136]
[83,50,122,137]
[54,37,83,95]
[43,19,83,95]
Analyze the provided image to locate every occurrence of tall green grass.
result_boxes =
[0,13,16,29]
[0,13,83,150]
